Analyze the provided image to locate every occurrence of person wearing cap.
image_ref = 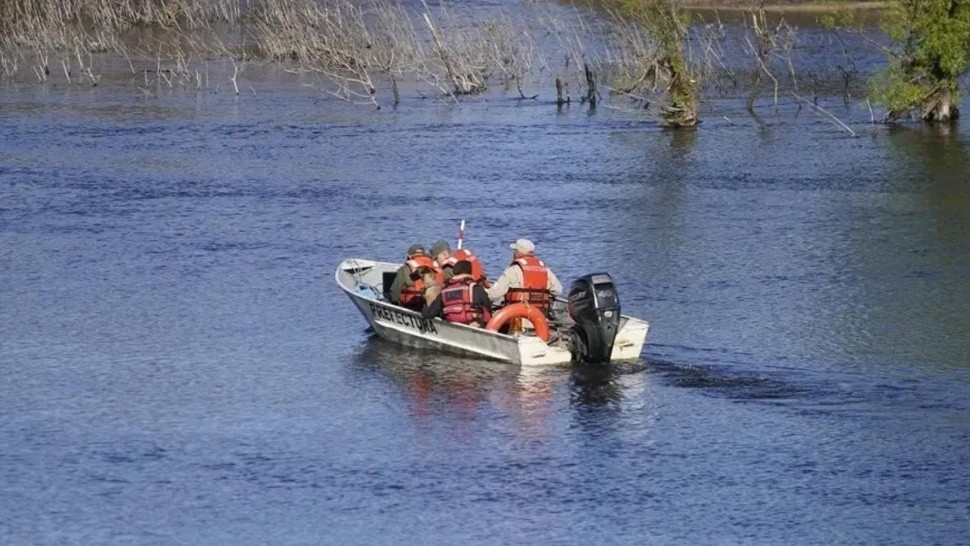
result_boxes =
[487,238,563,312]
[422,260,492,327]
[434,239,489,287]
[390,243,439,310]
[430,240,454,282]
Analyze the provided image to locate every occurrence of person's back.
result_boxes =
[487,238,563,314]
[423,260,491,327]
[443,248,488,286]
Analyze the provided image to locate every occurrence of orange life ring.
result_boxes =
[485,303,550,342]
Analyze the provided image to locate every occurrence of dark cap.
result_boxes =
[452,259,473,276]
[407,243,425,256]
[430,239,451,256]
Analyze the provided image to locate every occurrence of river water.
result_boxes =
[2,33,970,545]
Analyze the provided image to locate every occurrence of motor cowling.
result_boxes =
[567,273,621,363]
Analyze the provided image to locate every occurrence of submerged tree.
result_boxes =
[871,0,970,123]
[613,0,699,127]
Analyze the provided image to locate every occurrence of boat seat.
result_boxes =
[382,271,396,301]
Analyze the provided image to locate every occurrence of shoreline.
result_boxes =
[680,1,887,12]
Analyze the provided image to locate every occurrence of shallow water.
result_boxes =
[2,57,969,544]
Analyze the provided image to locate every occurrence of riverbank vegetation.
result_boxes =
[870,0,970,122]
[1,0,966,126]
[611,0,699,127]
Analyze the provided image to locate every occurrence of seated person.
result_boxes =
[430,240,452,280]
[487,238,562,314]
[422,260,492,327]
[390,243,437,310]
[442,247,489,287]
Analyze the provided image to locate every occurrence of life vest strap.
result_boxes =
[507,287,551,305]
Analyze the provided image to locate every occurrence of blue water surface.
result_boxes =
[1,64,969,544]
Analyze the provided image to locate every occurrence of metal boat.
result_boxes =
[336,258,649,366]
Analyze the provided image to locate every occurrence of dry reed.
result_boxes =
[0,0,861,129]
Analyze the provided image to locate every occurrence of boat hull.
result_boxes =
[336,258,648,366]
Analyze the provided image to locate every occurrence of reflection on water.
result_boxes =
[350,337,571,435]
[887,124,970,204]
[841,127,970,370]
[351,336,666,440]
[569,361,648,408]
[666,124,698,160]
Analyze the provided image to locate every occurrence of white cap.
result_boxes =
[509,238,535,253]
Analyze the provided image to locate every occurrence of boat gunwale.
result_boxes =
[335,259,526,343]
[336,258,649,365]
[335,258,648,331]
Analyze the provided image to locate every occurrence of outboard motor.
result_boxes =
[567,273,621,363]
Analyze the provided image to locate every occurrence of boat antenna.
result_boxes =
[457,219,465,250]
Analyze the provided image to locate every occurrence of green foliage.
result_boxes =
[819,8,858,30]
[616,0,693,51]
[884,0,970,78]
[869,64,932,113]
[612,0,698,126]
[872,0,970,121]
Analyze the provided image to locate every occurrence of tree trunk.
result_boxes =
[664,64,699,127]
[584,64,597,107]
[922,87,960,123]
[555,77,569,106]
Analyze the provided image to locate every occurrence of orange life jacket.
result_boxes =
[400,253,436,306]
[433,262,445,285]
[505,255,551,309]
[441,277,491,325]
[442,248,487,283]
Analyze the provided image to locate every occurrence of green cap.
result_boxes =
[430,239,451,256]
[407,243,425,256]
